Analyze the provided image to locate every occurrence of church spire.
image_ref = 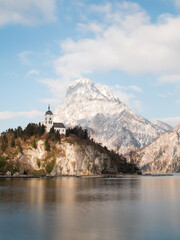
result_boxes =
[48,104,50,110]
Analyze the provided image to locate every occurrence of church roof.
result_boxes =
[45,110,53,115]
[53,122,65,128]
[45,104,53,115]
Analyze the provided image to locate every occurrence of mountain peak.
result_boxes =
[54,78,168,153]
[69,77,93,87]
[67,78,119,103]
[66,78,97,98]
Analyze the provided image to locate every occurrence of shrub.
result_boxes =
[0,156,6,170]
[45,159,56,174]
[37,159,41,168]
[33,140,37,149]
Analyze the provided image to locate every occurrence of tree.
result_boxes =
[66,128,70,137]
[11,138,15,148]
[44,139,50,151]
[50,126,55,134]
[33,140,37,149]
[1,135,8,151]
[25,123,36,137]
[0,156,6,170]
[66,126,88,139]
[17,126,23,138]
[39,124,45,135]
[55,131,61,143]
[82,129,88,139]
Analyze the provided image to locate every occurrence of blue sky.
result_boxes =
[1,0,180,132]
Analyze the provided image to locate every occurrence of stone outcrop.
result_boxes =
[13,136,112,176]
[129,125,180,173]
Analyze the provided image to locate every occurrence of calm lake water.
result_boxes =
[0,176,180,240]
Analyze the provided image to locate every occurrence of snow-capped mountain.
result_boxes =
[54,78,170,153]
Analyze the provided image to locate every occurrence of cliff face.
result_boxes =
[129,125,180,173]
[9,136,111,176]
[0,129,138,176]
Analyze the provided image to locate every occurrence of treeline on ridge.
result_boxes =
[0,123,139,175]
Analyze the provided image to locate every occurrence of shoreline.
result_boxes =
[0,173,174,179]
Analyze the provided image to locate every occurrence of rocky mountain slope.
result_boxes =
[152,120,173,132]
[0,125,137,176]
[54,78,170,154]
[129,125,180,173]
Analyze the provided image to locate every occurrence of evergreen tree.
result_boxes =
[0,156,6,170]
[1,135,8,151]
[66,128,70,137]
[82,129,88,139]
[39,124,45,136]
[50,126,55,134]
[55,131,61,143]
[11,138,15,148]
[17,126,23,138]
[25,123,36,137]
[44,139,50,151]
[33,140,37,149]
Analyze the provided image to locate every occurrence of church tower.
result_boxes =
[45,104,53,132]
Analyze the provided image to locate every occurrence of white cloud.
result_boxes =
[173,0,180,8]
[38,98,60,105]
[132,100,144,112]
[159,74,180,83]
[0,110,43,120]
[114,84,142,92]
[53,2,180,84]
[156,116,180,127]
[0,0,56,26]
[18,51,33,65]
[26,69,40,77]
[38,78,70,102]
[129,85,142,92]
[112,87,134,105]
[111,86,144,112]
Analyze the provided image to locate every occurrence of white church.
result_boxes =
[44,105,66,134]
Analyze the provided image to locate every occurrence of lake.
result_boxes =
[0,176,180,240]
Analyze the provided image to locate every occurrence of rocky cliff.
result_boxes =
[16,136,112,176]
[0,125,138,176]
[129,125,180,173]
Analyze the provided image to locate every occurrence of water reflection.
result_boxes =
[0,177,180,240]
